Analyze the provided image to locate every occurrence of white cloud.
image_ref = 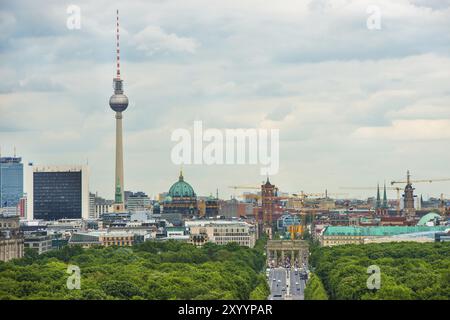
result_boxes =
[132,26,198,55]
[353,119,450,141]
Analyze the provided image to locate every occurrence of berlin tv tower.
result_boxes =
[109,9,129,212]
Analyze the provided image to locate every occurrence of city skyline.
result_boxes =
[1,0,450,200]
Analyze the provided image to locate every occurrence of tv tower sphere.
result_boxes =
[109,83,129,112]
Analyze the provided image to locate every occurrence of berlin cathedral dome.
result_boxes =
[168,171,196,198]
[163,170,198,216]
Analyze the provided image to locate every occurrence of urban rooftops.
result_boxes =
[324,225,448,237]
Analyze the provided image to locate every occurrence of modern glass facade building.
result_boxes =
[0,157,23,208]
[26,165,89,221]
[33,171,82,220]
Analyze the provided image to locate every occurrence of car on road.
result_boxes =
[273,294,282,298]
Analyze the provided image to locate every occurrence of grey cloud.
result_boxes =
[265,105,293,121]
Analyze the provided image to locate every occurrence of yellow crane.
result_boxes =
[292,191,348,199]
[390,171,450,185]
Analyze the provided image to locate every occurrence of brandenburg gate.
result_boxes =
[266,240,309,267]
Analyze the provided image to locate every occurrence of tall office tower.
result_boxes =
[26,165,89,221]
[0,156,23,208]
[403,170,416,217]
[109,10,129,212]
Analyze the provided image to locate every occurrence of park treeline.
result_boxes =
[306,242,450,300]
[0,238,269,300]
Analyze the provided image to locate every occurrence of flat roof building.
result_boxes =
[26,165,89,221]
[0,156,23,208]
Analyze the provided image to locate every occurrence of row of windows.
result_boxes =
[103,241,133,246]
[213,228,247,233]
[215,236,250,241]
[102,237,133,241]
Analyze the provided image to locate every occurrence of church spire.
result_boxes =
[376,182,381,209]
[382,181,388,208]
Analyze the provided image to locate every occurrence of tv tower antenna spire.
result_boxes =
[116,9,121,80]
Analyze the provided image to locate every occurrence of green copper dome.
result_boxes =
[417,212,441,226]
[168,171,196,198]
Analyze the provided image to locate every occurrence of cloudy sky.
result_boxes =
[1,0,450,200]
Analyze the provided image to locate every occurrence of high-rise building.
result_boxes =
[109,10,129,212]
[26,165,89,221]
[0,156,23,208]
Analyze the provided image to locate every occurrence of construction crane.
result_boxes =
[228,185,260,199]
[339,186,403,214]
[292,191,348,199]
[390,170,450,186]
[391,170,450,216]
[228,185,260,190]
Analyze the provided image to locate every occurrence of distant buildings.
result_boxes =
[320,225,448,246]
[0,156,23,208]
[26,165,89,221]
[197,195,219,218]
[186,220,257,248]
[69,231,136,247]
[435,230,450,242]
[23,231,53,254]
[93,194,114,217]
[126,191,151,212]
[219,198,252,218]
[0,214,23,262]
[277,214,303,239]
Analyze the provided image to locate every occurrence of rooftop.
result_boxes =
[323,225,448,237]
